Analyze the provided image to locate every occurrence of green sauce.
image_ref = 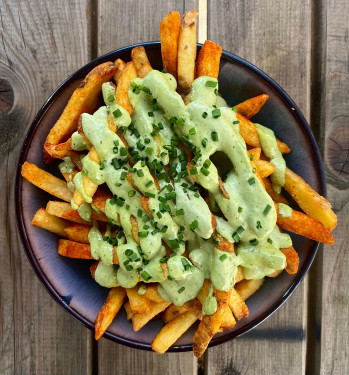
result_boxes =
[278,203,293,218]
[202,283,217,315]
[78,202,92,222]
[94,262,118,287]
[88,221,113,264]
[71,131,89,151]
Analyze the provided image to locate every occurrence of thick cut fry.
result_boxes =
[221,307,236,330]
[72,176,98,207]
[124,301,134,320]
[132,301,171,332]
[113,59,126,84]
[126,287,153,314]
[152,311,198,354]
[160,11,181,78]
[195,40,222,79]
[95,287,126,339]
[229,288,249,320]
[284,168,337,231]
[257,160,275,178]
[235,279,265,301]
[263,177,289,204]
[64,223,91,244]
[144,284,165,303]
[21,162,73,202]
[62,207,108,223]
[163,304,187,323]
[32,208,69,237]
[281,246,299,274]
[177,10,198,93]
[130,215,140,244]
[183,298,203,320]
[233,94,269,119]
[44,62,117,159]
[193,289,230,357]
[92,189,113,213]
[131,46,153,78]
[275,203,334,245]
[46,201,86,224]
[116,61,138,115]
[44,141,81,161]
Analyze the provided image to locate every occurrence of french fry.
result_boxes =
[92,189,113,213]
[160,11,181,78]
[163,304,187,323]
[131,46,153,78]
[116,61,138,115]
[72,174,98,207]
[44,62,117,162]
[21,162,73,202]
[32,208,69,237]
[229,288,249,320]
[263,177,289,204]
[233,94,269,119]
[281,246,299,274]
[183,298,203,320]
[221,307,236,330]
[235,278,265,301]
[64,223,91,244]
[113,59,126,84]
[144,284,165,303]
[275,203,334,245]
[126,287,153,314]
[236,266,244,283]
[95,287,126,339]
[132,301,171,332]
[177,10,198,93]
[124,301,134,320]
[195,40,222,79]
[152,311,198,354]
[44,141,81,161]
[46,201,86,224]
[284,168,337,231]
[257,160,275,178]
[130,215,140,244]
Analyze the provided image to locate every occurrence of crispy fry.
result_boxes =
[163,304,187,323]
[160,11,181,78]
[263,177,289,204]
[144,284,165,303]
[183,298,203,320]
[44,141,81,161]
[221,307,236,330]
[284,168,337,231]
[32,208,69,237]
[21,162,73,202]
[275,203,334,245]
[132,301,171,331]
[257,160,275,178]
[130,215,140,244]
[95,287,126,339]
[126,287,153,314]
[72,174,98,207]
[46,201,89,224]
[113,59,126,84]
[215,233,234,253]
[62,207,108,223]
[64,223,91,244]
[177,10,198,93]
[116,61,138,115]
[233,94,269,119]
[195,40,222,79]
[152,311,198,354]
[92,189,113,213]
[44,62,117,162]
[131,46,153,78]
[124,301,134,320]
[235,278,265,301]
[281,246,299,274]
[229,288,249,320]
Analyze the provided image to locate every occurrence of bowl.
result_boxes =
[15,41,325,351]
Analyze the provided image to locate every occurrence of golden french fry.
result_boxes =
[275,203,334,245]
[183,298,203,320]
[116,61,138,115]
[124,301,134,320]
[95,287,126,340]
[126,287,153,314]
[64,223,91,244]
[92,189,113,213]
[221,307,236,330]
[21,162,73,202]
[257,160,275,178]
[152,311,198,354]
[281,246,299,274]
[236,266,244,283]
[144,284,165,303]
[131,46,153,78]
[130,215,140,244]
[229,288,249,320]
[44,140,81,161]
[163,304,188,323]
[214,233,234,253]
[114,59,126,84]
[177,10,198,93]
[263,177,289,204]
[235,279,265,301]
[160,11,181,78]
[195,40,222,79]
[284,168,337,231]
[44,62,117,161]
[32,208,69,237]
[233,94,269,119]
[132,301,171,332]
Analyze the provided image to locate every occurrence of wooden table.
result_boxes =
[0,1,348,374]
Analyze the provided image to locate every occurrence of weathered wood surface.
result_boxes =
[0,1,347,374]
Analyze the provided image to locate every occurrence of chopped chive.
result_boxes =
[248,177,255,185]
[250,154,254,161]
[145,192,155,198]
[188,127,196,135]
[112,158,121,170]
[138,231,149,238]
[214,88,218,96]
[200,167,210,176]
[267,238,273,244]
[142,214,150,223]
[232,107,238,113]
[156,211,162,219]
[205,80,218,88]
[256,221,262,229]
[176,209,184,216]
[116,197,125,207]
[211,131,219,141]
[212,108,221,118]
[120,171,126,180]
[113,109,122,118]
[203,159,211,169]
[220,254,228,261]
[194,193,200,198]
[165,191,176,200]
[249,238,259,246]
[137,169,144,177]
[115,182,122,187]
[159,257,168,263]
[126,204,130,210]
[137,209,142,217]
[145,147,153,155]
[114,140,119,147]
[141,271,152,281]
[189,166,198,175]
[168,239,179,249]
[145,180,153,187]
[136,141,145,151]
[148,111,154,117]
[99,162,105,170]
[176,117,184,126]
[232,231,240,242]
[144,138,150,144]
[263,204,272,216]
[108,95,115,102]
[237,226,245,234]
[120,147,127,156]
[161,225,168,233]
[190,220,198,230]
[202,112,208,119]
[167,275,175,281]
[178,287,185,294]
[238,206,243,213]
[233,120,240,125]
[201,138,207,148]
[125,264,133,271]
[113,146,118,154]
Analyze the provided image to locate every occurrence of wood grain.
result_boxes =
[320,0,349,373]
[0,1,92,374]
[207,1,310,374]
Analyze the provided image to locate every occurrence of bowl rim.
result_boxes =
[15,41,325,352]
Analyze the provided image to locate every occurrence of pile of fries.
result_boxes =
[21,10,337,356]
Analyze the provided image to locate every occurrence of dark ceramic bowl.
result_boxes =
[15,42,325,351]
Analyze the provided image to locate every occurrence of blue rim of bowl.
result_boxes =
[15,41,325,352]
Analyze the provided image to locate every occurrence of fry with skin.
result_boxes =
[177,10,198,93]
[144,284,165,303]
[132,301,171,331]
[95,287,126,339]
[126,287,153,314]
[281,246,299,274]
[195,40,222,79]
[275,203,334,245]
[152,311,198,354]
[229,288,249,320]
[131,46,153,78]
[284,168,337,231]
[183,298,203,320]
[32,208,69,237]
[113,59,126,84]
[235,278,265,301]
[163,304,187,323]
[233,94,269,119]
[21,162,73,202]
[160,11,181,78]
[116,61,138,115]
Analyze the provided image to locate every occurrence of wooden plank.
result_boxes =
[207,1,310,374]
[319,0,349,373]
[0,1,92,374]
[96,1,198,374]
